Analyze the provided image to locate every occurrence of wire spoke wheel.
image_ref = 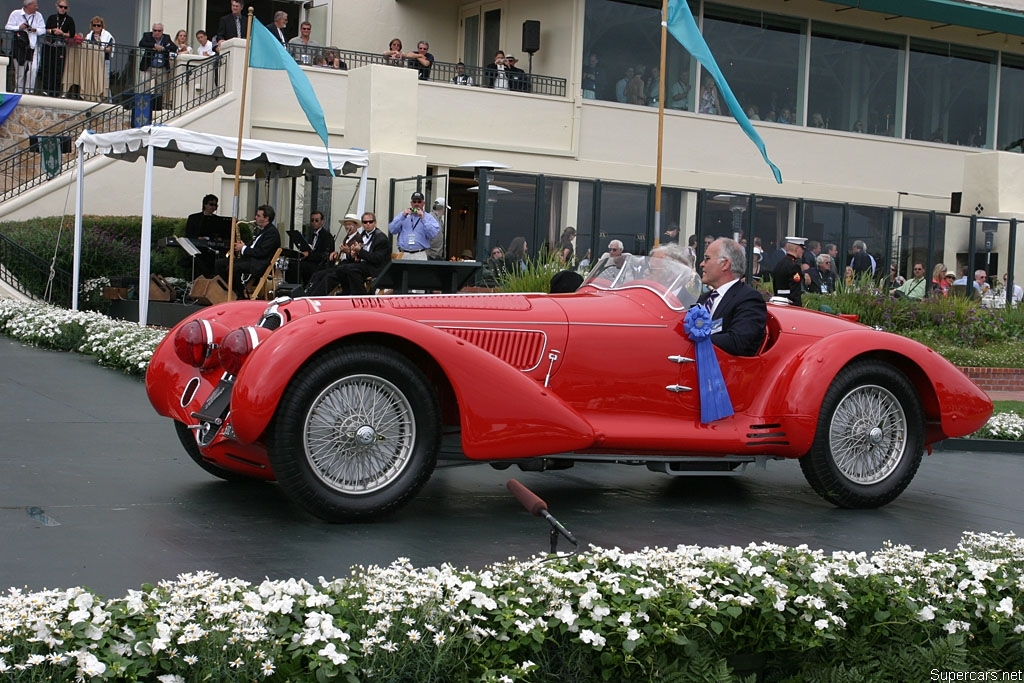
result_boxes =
[828,384,906,485]
[304,374,416,494]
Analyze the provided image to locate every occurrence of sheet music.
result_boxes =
[176,236,202,257]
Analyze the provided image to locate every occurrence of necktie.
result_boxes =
[235,16,241,39]
[705,289,719,313]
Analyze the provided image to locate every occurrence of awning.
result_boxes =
[819,0,1024,37]
[76,125,368,177]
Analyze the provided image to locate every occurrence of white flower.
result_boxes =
[996,597,1014,617]
[157,676,185,683]
[318,643,348,665]
[626,628,641,641]
[579,629,606,648]
[552,603,578,628]
[918,605,936,621]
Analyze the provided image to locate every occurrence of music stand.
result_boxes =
[176,236,202,281]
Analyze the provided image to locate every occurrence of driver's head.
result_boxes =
[701,237,745,289]
[607,239,624,264]
[648,243,690,284]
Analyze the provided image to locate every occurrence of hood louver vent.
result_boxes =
[439,328,547,370]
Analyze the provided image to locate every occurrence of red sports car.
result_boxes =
[146,254,992,522]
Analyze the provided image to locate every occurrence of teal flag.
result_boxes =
[39,136,60,179]
[248,20,331,165]
[666,0,783,184]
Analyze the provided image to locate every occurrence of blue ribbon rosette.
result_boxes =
[682,306,734,423]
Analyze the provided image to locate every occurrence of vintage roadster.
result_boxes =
[146,254,992,522]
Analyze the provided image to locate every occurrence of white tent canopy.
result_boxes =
[73,125,370,325]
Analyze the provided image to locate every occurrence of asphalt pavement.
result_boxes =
[2,338,1023,597]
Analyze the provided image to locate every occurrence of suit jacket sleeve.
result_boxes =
[244,226,281,262]
[711,286,767,357]
[308,231,335,265]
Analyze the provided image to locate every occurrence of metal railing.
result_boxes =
[0,54,227,203]
[0,232,70,306]
[285,43,567,97]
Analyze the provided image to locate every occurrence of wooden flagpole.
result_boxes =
[227,7,255,300]
[654,0,668,248]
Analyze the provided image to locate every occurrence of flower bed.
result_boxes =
[1,533,1021,681]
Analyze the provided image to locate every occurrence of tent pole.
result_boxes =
[356,165,369,216]
[654,0,668,248]
[139,142,154,327]
[72,144,85,311]
[228,8,256,301]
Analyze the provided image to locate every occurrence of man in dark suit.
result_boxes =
[304,212,391,296]
[138,23,175,93]
[183,194,230,277]
[215,204,281,299]
[696,237,766,357]
[216,0,245,51]
[292,210,335,286]
[266,10,288,46]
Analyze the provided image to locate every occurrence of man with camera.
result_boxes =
[388,191,439,261]
[6,0,47,94]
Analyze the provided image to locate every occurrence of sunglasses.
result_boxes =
[58,5,68,8]
[91,23,102,26]
[362,219,375,224]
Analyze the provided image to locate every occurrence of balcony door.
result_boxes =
[460,2,503,68]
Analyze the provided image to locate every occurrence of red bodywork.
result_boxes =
[146,287,992,481]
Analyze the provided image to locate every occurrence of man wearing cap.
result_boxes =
[305,212,391,296]
[389,191,439,261]
[428,197,449,260]
[291,211,335,286]
[507,55,529,92]
[696,237,766,357]
[772,236,806,306]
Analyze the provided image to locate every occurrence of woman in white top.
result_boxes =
[174,29,191,54]
[85,15,114,98]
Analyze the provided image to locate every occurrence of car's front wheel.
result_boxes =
[800,360,924,508]
[267,345,440,522]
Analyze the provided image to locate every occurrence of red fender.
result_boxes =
[228,310,597,458]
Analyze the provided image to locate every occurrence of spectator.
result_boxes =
[614,66,634,103]
[383,37,404,66]
[322,48,346,70]
[6,0,46,94]
[215,0,245,52]
[404,40,434,80]
[266,10,288,46]
[661,222,680,245]
[667,71,690,110]
[138,22,174,95]
[485,49,509,89]
[505,236,528,273]
[1003,273,1023,304]
[85,16,114,91]
[884,264,904,289]
[892,263,927,300]
[507,55,528,92]
[287,20,319,64]
[389,191,439,260]
[952,266,969,286]
[772,236,806,306]
[645,65,660,106]
[557,226,576,266]
[39,0,75,97]
[849,239,872,277]
[581,52,600,99]
[483,246,506,286]
[451,61,472,86]
[974,269,990,295]
[624,64,645,105]
[291,211,335,287]
[698,73,722,115]
[428,197,448,260]
[173,28,190,54]
[809,254,836,293]
[931,263,949,296]
[194,29,213,56]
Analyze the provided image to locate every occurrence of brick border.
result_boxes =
[957,367,1024,392]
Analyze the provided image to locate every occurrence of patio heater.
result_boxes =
[459,160,510,260]
[713,193,750,243]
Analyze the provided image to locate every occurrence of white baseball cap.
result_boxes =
[433,197,451,209]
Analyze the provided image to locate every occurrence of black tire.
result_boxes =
[174,421,254,482]
[800,360,924,509]
[267,345,440,522]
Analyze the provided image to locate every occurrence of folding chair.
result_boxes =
[249,248,283,300]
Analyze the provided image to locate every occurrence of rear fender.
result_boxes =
[229,311,596,457]
[758,330,991,444]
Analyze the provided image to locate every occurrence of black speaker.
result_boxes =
[950,191,962,214]
[522,20,540,54]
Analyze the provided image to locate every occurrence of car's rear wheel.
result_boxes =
[800,360,924,508]
[267,345,440,522]
[174,420,253,482]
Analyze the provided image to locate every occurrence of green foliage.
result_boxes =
[0,215,188,296]
[499,254,564,293]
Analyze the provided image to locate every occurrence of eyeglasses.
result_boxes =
[702,255,725,262]
[362,219,375,224]
[91,23,102,26]
[609,248,622,252]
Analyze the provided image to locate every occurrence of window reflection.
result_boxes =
[998,55,1024,151]
[907,40,994,147]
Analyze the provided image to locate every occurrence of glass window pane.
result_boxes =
[998,55,1024,151]
[486,173,537,260]
[907,40,995,147]
[702,4,803,124]
[462,14,480,68]
[847,205,889,277]
[896,211,934,284]
[599,183,650,256]
[808,24,901,136]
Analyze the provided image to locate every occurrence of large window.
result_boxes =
[701,4,804,124]
[906,40,995,147]
[998,55,1024,151]
[808,24,902,136]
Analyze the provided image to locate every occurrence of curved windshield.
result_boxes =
[581,253,703,309]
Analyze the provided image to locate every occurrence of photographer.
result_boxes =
[388,191,439,261]
[485,49,510,90]
[6,0,47,94]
